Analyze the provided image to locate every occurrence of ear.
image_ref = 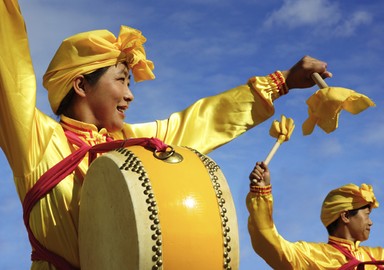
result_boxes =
[73,75,87,97]
[340,211,350,224]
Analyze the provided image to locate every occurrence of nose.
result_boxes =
[124,86,134,102]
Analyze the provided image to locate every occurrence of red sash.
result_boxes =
[328,240,384,270]
[22,131,168,270]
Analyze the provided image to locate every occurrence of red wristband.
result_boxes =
[249,184,272,195]
[269,71,289,96]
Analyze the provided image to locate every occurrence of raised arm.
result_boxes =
[246,162,309,269]
[0,0,38,174]
[152,56,331,154]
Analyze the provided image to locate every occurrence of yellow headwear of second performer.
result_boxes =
[43,25,155,114]
[320,183,378,228]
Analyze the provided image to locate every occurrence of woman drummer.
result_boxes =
[0,0,332,269]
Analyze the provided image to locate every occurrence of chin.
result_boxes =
[109,123,124,133]
[360,235,369,242]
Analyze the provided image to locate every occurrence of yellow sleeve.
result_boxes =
[152,74,284,154]
[0,0,42,175]
[246,190,323,269]
[245,190,362,269]
[246,190,300,269]
[363,247,384,261]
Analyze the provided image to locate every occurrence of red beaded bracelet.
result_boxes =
[249,184,272,195]
[269,71,289,96]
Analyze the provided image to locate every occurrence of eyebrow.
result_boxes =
[117,65,129,77]
[120,70,129,77]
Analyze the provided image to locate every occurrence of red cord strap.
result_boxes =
[22,135,168,270]
[328,240,384,270]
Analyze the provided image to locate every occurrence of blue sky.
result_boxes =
[1,0,383,269]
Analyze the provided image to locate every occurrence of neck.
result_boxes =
[331,227,357,243]
[63,102,100,130]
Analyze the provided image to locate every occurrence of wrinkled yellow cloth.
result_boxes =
[269,115,295,143]
[302,87,375,135]
[1,0,286,269]
[246,188,384,269]
[43,25,155,114]
[321,183,379,227]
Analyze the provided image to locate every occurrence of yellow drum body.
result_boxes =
[79,145,239,270]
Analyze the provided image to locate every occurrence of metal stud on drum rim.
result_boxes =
[79,145,239,270]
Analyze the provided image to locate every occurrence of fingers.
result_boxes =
[321,70,333,79]
[249,162,266,184]
[302,55,332,80]
[300,56,325,76]
[259,161,268,172]
[285,55,332,90]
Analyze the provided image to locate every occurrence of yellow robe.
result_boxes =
[246,188,384,269]
[1,0,285,269]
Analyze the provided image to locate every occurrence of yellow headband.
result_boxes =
[320,183,378,227]
[43,25,155,114]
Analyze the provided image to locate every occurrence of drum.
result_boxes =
[79,145,239,270]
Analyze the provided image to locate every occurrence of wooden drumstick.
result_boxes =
[264,141,281,166]
[311,72,328,89]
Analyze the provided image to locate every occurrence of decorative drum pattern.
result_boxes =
[79,145,239,270]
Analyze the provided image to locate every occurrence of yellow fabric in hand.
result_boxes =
[269,115,295,143]
[302,87,375,135]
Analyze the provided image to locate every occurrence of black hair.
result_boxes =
[56,66,109,115]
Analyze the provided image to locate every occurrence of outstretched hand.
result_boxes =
[281,55,333,90]
[249,161,271,187]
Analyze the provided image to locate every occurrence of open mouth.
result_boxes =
[117,106,127,113]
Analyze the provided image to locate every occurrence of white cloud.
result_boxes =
[264,0,373,38]
[264,0,340,29]
[333,11,373,37]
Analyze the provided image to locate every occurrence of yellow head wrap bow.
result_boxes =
[320,183,379,227]
[43,25,155,114]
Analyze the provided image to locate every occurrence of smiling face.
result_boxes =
[83,62,133,132]
[345,206,373,242]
